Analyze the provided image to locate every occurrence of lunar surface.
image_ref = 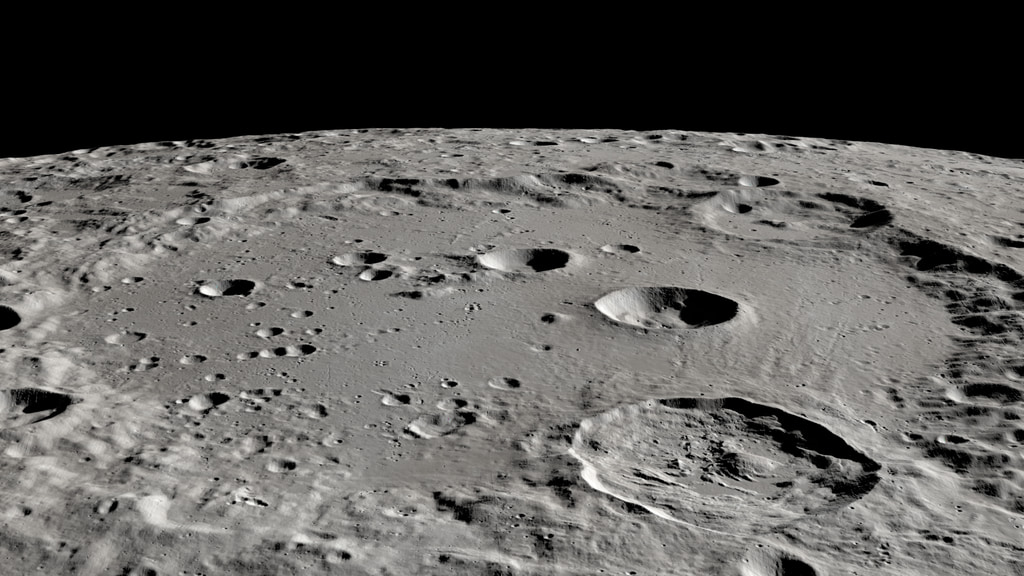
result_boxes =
[0,128,1022,574]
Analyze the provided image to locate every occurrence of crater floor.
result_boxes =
[0,129,1021,575]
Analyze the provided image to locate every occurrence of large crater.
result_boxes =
[569,397,881,534]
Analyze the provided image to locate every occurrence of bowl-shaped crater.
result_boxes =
[197,279,256,297]
[476,248,572,273]
[738,175,780,187]
[594,287,739,329]
[331,251,388,266]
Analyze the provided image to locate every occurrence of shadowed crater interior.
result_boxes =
[0,388,73,428]
[658,397,882,472]
[738,175,780,187]
[0,306,20,331]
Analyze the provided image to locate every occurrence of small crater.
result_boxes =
[104,331,147,345]
[95,498,118,515]
[2,190,32,203]
[131,357,160,372]
[819,192,885,212]
[725,203,753,214]
[437,398,468,410]
[0,388,73,427]
[405,411,475,438]
[600,244,641,254]
[740,547,818,576]
[488,377,522,391]
[240,388,283,401]
[305,403,329,419]
[332,252,388,266]
[187,392,230,411]
[175,216,210,226]
[265,344,320,357]
[256,327,285,339]
[477,248,572,273]
[197,279,256,297]
[594,287,739,329]
[359,269,393,281]
[380,392,412,406]
[267,458,298,472]
[738,175,780,187]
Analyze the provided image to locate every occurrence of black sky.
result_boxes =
[4,43,1017,160]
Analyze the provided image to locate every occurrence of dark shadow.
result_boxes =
[0,306,20,331]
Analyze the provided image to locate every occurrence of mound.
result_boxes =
[569,397,880,534]
[594,287,739,329]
